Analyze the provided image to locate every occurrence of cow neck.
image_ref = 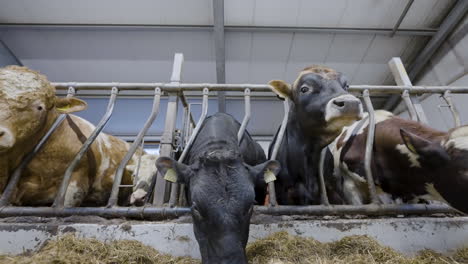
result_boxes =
[286,112,322,165]
[5,110,60,174]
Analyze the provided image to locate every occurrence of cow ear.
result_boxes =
[247,160,281,184]
[156,157,193,184]
[55,97,88,114]
[269,80,292,99]
[400,129,450,163]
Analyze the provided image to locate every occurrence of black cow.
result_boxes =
[325,110,468,214]
[268,66,363,205]
[156,112,280,264]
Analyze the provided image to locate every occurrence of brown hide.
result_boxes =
[0,66,143,206]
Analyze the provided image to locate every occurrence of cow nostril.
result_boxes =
[333,100,345,108]
[0,131,4,137]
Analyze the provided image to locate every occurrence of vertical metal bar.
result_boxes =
[362,90,379,204]
[237,88,251,142]
[0,88,77,206]
[386,57,428,124]
[169,88,210,206]
[269,99,290,206]
[153,94,179,206]
[213,0,226,112]
[390,0,414,37]
[107,87,161,207]
[53,87,119,208]
[401,90,418,121]
[318,147,330,206]
[442,90,461,127]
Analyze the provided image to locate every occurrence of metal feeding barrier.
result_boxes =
[0,54,467,219]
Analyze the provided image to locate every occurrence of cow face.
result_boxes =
[269,66,363,145]
[157,153,280,264]
[401,128,468,213]
[0,66,87,153]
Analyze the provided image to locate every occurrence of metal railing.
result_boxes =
[0,55,466,219]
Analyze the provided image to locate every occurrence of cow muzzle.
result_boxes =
[0,127,14,152]
[325,94,363,122]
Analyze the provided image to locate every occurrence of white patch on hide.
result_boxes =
[64,181,82,207]
[0,68,44,98]
[395,144,421,168]
[444,137,468,151]
[425,183,449,204]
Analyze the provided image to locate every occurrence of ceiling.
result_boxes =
[0,0,460,122]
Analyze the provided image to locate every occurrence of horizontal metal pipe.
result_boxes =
[254,204,459,216]
[53,82,468,94]
[0,204,457,219]
[0,23,437,36]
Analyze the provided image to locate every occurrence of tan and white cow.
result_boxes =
[0,66,157,207]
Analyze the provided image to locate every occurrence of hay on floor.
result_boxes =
[1,231,466,264]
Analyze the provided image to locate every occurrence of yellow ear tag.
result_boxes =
[264,170,276,183]
[56,105,71,112]
[403,135,417,153]
[164,169,178,183]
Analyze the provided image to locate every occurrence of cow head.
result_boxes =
[156,151,280,264]
[269,66,363,145]
[0,66,87,154]
[401,127,468,214]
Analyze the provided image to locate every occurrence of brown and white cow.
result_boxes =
[0,66,156,206]
[326,110,468,213]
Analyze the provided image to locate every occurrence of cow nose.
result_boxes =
[332,99,346,108]
[0,127,14,151]
[325,94,363,122]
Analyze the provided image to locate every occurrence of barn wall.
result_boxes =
[399,14,468,130]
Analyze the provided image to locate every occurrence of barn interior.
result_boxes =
[0,0,468,262]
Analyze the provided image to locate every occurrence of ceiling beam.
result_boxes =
[0,24,437,36]
[384,0,468,111]
[0,39,22,66]
[390,0,414,38]
[212,0,226,112]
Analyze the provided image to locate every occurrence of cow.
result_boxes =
[325,110,468,214]
[156,112,280,264]
[268,66,363,205]
[0,66,156,207]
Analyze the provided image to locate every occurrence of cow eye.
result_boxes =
[343,82,350,91]
[300,86,309,93]
[37,106,43,111]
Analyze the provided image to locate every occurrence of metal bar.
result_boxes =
[401,90,418,121]
[0,204,457,219]
[318,147,330,206]
[53,87,119,208]
[51,82,468,94]
[390,0,414,37]
[169,88,210,206]
[385,57,428,123]
[237,88,251,142]
[268,99,290,206]
[0,39,22,66]
[0,24,438,36]
[362,90,379,204]
[107,87,162,207]
[442,90,461,127]
[170,53,184,83]
[153,94,179,206]
[213,0,226,112]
